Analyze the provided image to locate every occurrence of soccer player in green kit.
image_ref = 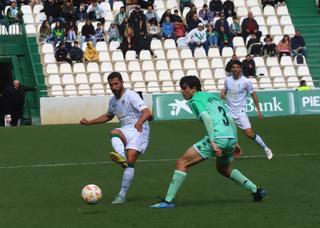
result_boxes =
[150,76,267,208]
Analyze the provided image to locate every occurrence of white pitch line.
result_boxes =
[0,153,317,169]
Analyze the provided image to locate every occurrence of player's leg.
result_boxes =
[215,138,267,201]
[110,128,128,168]
[112,149,139,204]
[233,143,243,160]
[150,145,206,208]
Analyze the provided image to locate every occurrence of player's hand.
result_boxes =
[257,110,263,119]
[80,118,90,125]
[134,122,143,132]
[211,142,222,157]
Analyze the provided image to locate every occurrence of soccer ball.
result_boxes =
[81,184,102,204]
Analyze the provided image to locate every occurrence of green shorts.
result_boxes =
[193,136,237,163]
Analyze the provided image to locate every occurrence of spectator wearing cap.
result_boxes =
[129,5,146,36]
[242,55,256,77]
[198,4,214,25]
[186,23,209,56]
[114,6,129,26]
[161,15,174,40]
[291,30,306,57]
[187,13,201,32]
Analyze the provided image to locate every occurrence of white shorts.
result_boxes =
[230,111,252,130]
[117,125,150,154]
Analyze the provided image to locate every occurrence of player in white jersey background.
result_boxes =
[80,72,152,204]
[221,60,273,160]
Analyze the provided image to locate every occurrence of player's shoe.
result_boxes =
[150,198,175,209]
[112,194,126,204]
[264,148,273,160]
[110,152,128,168]
[252,187,267,202]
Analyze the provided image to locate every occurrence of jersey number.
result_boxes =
[218,106,229,126]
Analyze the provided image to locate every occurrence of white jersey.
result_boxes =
[223,76,254,114]
[107,89,148,127]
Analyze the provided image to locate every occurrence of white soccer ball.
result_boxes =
[81,184,102,204]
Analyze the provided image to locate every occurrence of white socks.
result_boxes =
[119,167,135,198]
[111,137,126,159]
[254,134,268,150]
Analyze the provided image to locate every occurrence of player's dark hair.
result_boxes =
[179,76,202,91]
[107,72,123,81]
[232,60,243,68]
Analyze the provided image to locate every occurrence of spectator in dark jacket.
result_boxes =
[3,80,36,126]
[262,34,276,56]
[42,0,64,23]
[209,0,223,15]
[129,5,146,36]
[7,1,23,23]
[241,12,262,41]
[291,30,306,56]
[81,19,96,47]
[242,55,256,77]
[214,13,230,34]
[135,29,154,57]
[55,42,72,64]
[69,41,83,62]
[198,4,214,25]
[223,0,236,18]
[119,16,129,37]
[225,54,238,75]
[119,26,135,56]
[185,4,197,25]
[172,9,183,23]
[187,13,201,32]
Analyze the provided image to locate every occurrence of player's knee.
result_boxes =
[110,129,120,136]
[176,158,187,171]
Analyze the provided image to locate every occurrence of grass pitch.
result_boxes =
[0,115,319,228]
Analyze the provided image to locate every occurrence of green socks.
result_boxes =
[230,169,257,193]
[165,170,187,202]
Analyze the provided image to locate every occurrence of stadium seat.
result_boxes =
[153,49,165,59]
[193,0,204,8]
[250,6,262,16]
[44,54,56,64]
[294,55,306,65]
[211,58,224,69]
[269,25,282,36]
[203,79,217,91]
[91,84,105,95]
[48,74,61,86]
[109,40,120,51]
[235,47,247,57]
[233,36,245,47]
[247,0,259,7]
[256,67,269,77]
[287,76,300,87]
[133,82,147,93]
[266,16,279,26]
[277,5,289,16]
[151,39,163,50]
[208,48,221,58]
[158,70,172,81]
[25,24,36,35]
[33,4,44,14]
[186,69,199,77]
[89,73,102,84]
[214,68,227,79]
[147,81,161,93]
[142,60,155,71]
[280,16,292,26]
[194,48,207,59]
[166,0,178,10]
[234,0,245,7]
[283,25,295,36]
[259,25,269,36]
[125,50,137,61]
[113,1,124,11]
[183,59,196,70]
[0,25,8,35]
[86,62,99,73]
[99,52,110,62]
[249,78,258,89]
[297,66,311,76]
[259,77,273,89]
[197,59,210,69]
[23,15,34,24]
[114,61,127,72]
[217,79,225,90]
[273,77,287,88]
[35,13,46,24]
[237,7,248,17]
[222,47,234,58]
[167,49,180,59]
[42,43,54,54]
[112,50,124,61]
[266,56,279,67]
[200,69,214,80]
[162,81,175,93]
[128,61,141,72]
[164,39,176,49]
[154,0,165,10]
[269,66,283,78]
[263,6,276,16]
[253,57,265,67]
[144,71,158,82]
[180,48,193,59]
[254,16,266,26]
[283,66,297,77]
[73,63,86,74]
[139,50,152,60]
[64,85,77,96]
[46,64,59,74]
[280,56,293,67]
[156,60,169,71]
[172,70,185,81]
[59,63,72,74]
[130,71,144,82]
[51,85,64,96]
[21,5,32,14]
[119,72,130,82]
[169,59,183,70]
[75,74,89,84]
[96,42,108,52]
[78,84,91,96]
[100,61,113,73]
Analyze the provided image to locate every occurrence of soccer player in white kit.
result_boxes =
[220,60,273,159]
[80,72,152,204]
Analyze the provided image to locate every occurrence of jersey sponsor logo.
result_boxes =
[168,99,192,116]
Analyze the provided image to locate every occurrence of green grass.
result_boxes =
[0,116,319,227]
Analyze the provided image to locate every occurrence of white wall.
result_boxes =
[40,94,153,125]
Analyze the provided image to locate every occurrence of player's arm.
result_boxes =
[80,114,114,125]
[251,91,262,119]
[135,108,152,132]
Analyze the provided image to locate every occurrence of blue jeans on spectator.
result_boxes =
[291,47,306,56]
[207,35,218,47]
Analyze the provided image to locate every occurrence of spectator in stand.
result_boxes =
[50,21,64,47]
[3,80,36,126]
[179,0,191,13]
[218,26,233,53]
[187,13,201,32]
[135,29,154,57]
[277,34,291,60]
[145,4,159,23]
[61,0,75,21]
[261,0,275,9]
[86,0,106,25]
[81,19,96,47]
[115,6,128,26]
[174,17,186,39]
[262,34,276,56]
[206,24,219,47]
[95,22,106,42]
[42,0,64,23]
[247,33,263,56]
[65,23,77,50]
[172,9,183,23]
[187,23,209,56]
[241,11,261,41]
[209,0,223,15]
[242,55,256,77]
[119,26,135,56]
[84,41,99,61]
[0,1,9,28]
[119,16,129,37]
[296,80,311,91]
[129,5,146,36]
[225,54,238,75]
[161,15,174,40]
[39,20,52,43]
[147,19,161,39]
[108,22,121,43]
[126,0,138,12]
[185,4,197,25]
[138,0,154,9]
[214,13,230,35]
[198,4,214,25]
[223,0,236,18]
[159,9,174,27]
[7,0,23,23]
[55,42,72,64]
[69,41,83,62]
[77,2,87,21]
[291,30,306,57]
[230,16,241,37]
